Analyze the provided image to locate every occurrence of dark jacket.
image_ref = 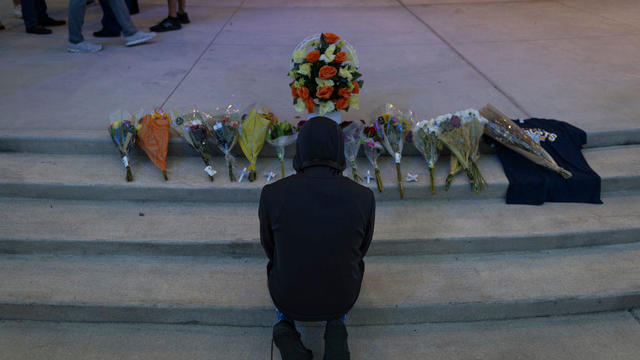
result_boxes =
[259,117,376,321]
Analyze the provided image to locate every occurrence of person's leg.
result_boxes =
[150,0,182,32]
[67,0,86,44]
[168,0,177,17]
[272,308,313,360]
[108,0,137,37]
[95,0,121,36]
[21,0,39,29]
[35,0,47,22]
[323,316,350,360]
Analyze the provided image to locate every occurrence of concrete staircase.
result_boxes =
[1,133,639,330]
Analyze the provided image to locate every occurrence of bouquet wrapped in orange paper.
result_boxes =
[137,108,171,180]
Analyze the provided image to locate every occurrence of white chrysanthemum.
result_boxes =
[297,63,311,76]
[294,98,306,113]
[339,67,353,81]
[315,78,334,87]
[319,44,336,63]
[318,101,335,116]
[292,49,306,64]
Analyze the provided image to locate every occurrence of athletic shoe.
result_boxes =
[14,5,22,18]
[93,29,121,38]
[67,41,103,53]
[177,12,190,24]
[26,25,52,34]
[149,17,181,32]
[124,31,156,46]
[39,16,66,27]
[273,321,313,360]
[323,318,350,360]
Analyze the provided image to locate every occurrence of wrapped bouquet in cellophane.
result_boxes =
[108,109,140,182]
[373,104,414,199]
[238,106,274,182]
[339,120,364,182]
[207,105,240,182]
[171,108,217,181]
[267,119,301,179]
[137,107,171,180]
[413,118,442,194]
[361,123,385,192]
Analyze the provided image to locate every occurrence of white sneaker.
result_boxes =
[67,41,103,53]
[14,4,22,18]
[124,31,156,47]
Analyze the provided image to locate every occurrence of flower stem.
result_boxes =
[352,167,360,183]
[375,167,384,193]
[202,157,213,182]
[396,162,404,199]
[125,166,133,182]
[429,167,435,195]
[249,170,257,182]
[228,161,236,182]
[280,160,285,179]
[162,170,168,181]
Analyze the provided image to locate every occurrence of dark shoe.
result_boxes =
[177,12,190,24]
[39,17,66,27]
[149,17,181,32]
[0,22,5,31]
[273,321,313,360]
[93,29,121,38]
[26,25,52,34]
[323,319,350,360]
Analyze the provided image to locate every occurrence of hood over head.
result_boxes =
[293,116,346,173]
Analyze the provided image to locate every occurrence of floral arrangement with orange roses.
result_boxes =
[289,33,363,116]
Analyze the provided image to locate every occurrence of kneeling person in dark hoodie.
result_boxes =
[259,117,376,360]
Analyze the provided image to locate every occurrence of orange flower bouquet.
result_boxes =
[136,108,171,180]
[289,33,363,119]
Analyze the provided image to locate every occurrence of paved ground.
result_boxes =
[1,311,640,359]
[1,0,639,135]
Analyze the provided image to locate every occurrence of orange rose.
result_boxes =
[333,52,347,63]
[338,87,351,98]
[323,32,340,44]
[336,97,349,110]
[291,85,298,98]
[306,50,320,63]
[297,86,309,100]
[316,86,334,99]
[351,81,360,94]
[318,65,338,80]
[305,97,315,113]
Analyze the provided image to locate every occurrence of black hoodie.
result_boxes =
[259,117,376,321]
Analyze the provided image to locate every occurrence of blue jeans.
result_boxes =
[275,308,347,328]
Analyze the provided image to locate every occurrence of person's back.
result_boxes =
[259,117,375,359]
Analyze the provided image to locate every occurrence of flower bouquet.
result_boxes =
[361,123,385,192]
[480,104,572,179]
[374,104,414,199]
[108,110,138,182]
[434,109,487,192]
[413,119,442,194]
[137,107,171,181]
[339,120,364,182]
[171,108,216,181]
[238,106,273,182]
[289,32,363,118]
[207,105,240,182]
[267,119,300,179]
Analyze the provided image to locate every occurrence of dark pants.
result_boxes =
[98,0,137,34]
[21,0,49,29]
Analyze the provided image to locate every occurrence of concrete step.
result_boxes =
[2,312,640,360]
[1,145,638,203]
[1,192,639,257]
[1,127,638,156]
[1,243,639,326]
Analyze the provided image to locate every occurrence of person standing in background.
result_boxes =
[67,0,155,53]
[149,0,189,33]
[93,0,137,38]
[21,0,65,34]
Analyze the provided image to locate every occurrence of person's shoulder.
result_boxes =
[339,177,376,202]
[261,174,299,198]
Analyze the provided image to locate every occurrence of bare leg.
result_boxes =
[177,0,185,14]
[167,0,177,17]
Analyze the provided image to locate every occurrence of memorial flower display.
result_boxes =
[480,104,572,179]
[171,108,217,181]
[339,120,365,182]
[238,107,273,182]
[361,123,385,192]
[137,107,171,180]
[289,32,363,117]
[374,104,414,199]
[413,118,442,194]
[207,105,240,182]
[434,109,487,192]
[108,110,138,182]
